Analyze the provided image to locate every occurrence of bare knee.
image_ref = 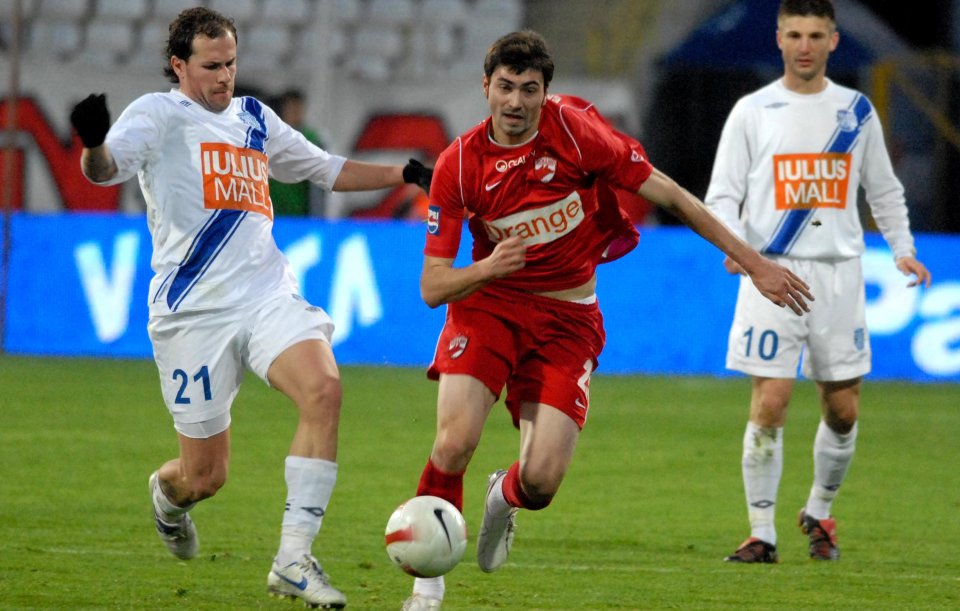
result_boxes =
[430,431,478,473]
[750,378,793,427]
[820,379,860,433]
[168,464,227,503]
[519,465,563,509]
[186,469,227,502]
[297,372,342,421]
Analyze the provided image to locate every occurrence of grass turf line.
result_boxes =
[0,356,958,609]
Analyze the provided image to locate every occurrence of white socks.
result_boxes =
[276,456,338,566]
[413,576,445,601]
[151,474,195,521]
[741,421,783,545]
[805,420,858,520]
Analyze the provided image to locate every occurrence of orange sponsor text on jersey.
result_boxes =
[773,153,851,210]
[483,191,584,245]
[201,142,272,219]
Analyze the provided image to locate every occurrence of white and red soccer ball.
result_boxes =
[384,495,468,578]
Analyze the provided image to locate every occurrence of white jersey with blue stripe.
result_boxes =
[705,78,915,260]
[99,89,347,315]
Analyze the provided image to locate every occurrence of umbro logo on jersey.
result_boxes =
[630,150,645,163]
[237,111,260,130]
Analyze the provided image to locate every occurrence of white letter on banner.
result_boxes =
[284,234,322,292]
[74,231,139,343]
[863,248,918,335]
[912,284,960,376]
[328,234,382,346]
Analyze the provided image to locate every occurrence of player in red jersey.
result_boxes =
[400,30,813,610]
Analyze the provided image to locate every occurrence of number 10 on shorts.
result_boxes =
[743,327,779,361]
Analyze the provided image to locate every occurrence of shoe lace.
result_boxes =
[807,524,836,552]
[403,594,441,611]
[736,540,769,561]
[299,556,333,587]
[155,515,189,538]
[803,517,837,548]
[505,509,517,536]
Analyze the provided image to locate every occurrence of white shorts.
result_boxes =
[725,257,870,381]
[148,291,335,438]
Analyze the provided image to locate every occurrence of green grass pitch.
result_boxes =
[1,356,958,609]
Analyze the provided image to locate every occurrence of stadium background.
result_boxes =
[1,0,959,382]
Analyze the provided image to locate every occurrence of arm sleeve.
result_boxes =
[860,113,916,259]
[99,94,164,185]
[265,107,347,190]
[704,101,750,241]
[562,104,653,193]
[423,143,465,259]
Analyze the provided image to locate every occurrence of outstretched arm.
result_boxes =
[333,158,433,193]
[71,93,119,184]
[639,167,814,315]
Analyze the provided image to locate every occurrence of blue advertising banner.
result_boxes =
[4,213,958,382]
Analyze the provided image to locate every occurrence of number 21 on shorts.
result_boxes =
[172,365,213,404]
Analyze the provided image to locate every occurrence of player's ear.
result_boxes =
[170,56,185,80]
[482,75,489,98]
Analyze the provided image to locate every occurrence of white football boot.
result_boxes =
[476,469,518,572]
[402,593,443,610]
[149,471,198,560]
[267,554,347,609]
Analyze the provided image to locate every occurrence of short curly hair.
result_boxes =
[163,7,238,83]
[483,30,555,88]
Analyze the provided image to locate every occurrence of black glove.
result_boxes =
[70,93,111,148]
[402,158,433,195]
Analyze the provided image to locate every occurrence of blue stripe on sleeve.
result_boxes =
[242,97,267,152]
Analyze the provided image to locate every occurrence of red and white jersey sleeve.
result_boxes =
[425,94,652,293]
[102,89,346,315]
[705,79,915,260]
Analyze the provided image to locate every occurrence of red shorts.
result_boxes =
[427,284,605,429]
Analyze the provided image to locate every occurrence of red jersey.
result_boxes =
[424,94,653,293]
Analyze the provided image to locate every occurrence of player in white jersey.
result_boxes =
[70,7,431,608]
[705,0,931,563]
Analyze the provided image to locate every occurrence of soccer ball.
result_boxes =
[384,495,468,578]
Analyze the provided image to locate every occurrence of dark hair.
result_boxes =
[276,88,305,106]
[778,0,835,22]
[163,7,238,83]
[483,30,555,88]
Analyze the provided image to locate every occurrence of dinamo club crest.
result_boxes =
[534,156,557,183]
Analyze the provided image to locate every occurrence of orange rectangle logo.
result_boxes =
[773,153,851,210]
[201,142,272,220]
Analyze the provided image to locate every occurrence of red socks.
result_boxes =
[501,461,552,510]
[416,458,464,512]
